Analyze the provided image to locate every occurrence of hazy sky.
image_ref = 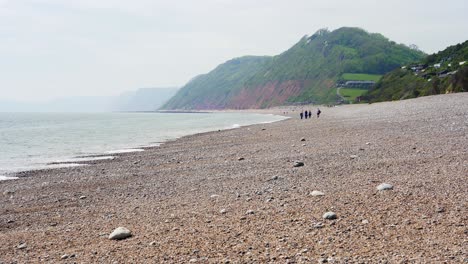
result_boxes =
[1,0,467,102]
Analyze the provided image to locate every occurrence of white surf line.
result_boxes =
[52,156,115,164]
[105,149,145,154]
[0,175,19,181]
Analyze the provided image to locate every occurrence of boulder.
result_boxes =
[310,190,325,196]
[322,212,337,220]
[377,183,393,191]
[108,227,132,240]
[293,161,304,167]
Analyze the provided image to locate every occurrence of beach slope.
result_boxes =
[1,93,467,262]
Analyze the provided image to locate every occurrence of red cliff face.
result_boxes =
[227,80,305,109]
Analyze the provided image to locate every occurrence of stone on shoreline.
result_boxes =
[300,138,306,141]
[108,227,132,240]
[377,183,393,191]
[17,243,27,249]
[322,212,337,220]
[350,155,358,159]
[246,210,255,215]
[313,222,324,229]
[310,190,325,196]
[293,161,304,167]
[220,208,227,214]
[3,190,15,196]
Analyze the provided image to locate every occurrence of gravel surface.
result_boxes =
[1,93,467,263]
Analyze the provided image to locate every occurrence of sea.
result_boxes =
[0,112,287,179]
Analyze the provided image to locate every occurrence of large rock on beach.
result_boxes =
[310,190,325,196]
[108,227,132,240]
[293,161,304,167]
[322,212,337,220]
[377,183,394,191]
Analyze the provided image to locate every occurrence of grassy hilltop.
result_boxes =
[162,27,425,110]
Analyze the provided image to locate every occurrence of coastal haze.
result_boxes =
[0,87,178,112]
[1,0,467,104]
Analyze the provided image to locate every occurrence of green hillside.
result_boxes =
[367,40,468,102]
[162,56,271,109]
[341,73,382,82]
[162,27,426,110]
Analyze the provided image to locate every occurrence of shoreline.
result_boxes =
[12,117,291,180]
[1,112,289,179]
[1,93,467,262]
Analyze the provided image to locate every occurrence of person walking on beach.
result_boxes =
[304,110,308,119]
[308,110,312,119]
[300,111,303,119]
[317,108,321,118]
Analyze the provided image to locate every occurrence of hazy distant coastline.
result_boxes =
[0,87,178,113]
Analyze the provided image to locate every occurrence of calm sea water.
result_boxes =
[0,112,286,176]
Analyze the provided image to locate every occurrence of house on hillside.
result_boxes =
[410,65,425,72]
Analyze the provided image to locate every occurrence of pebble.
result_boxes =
[246,210,255,215]
[61,254,69,260]
[210,194,220,199]
[108,227,132,240]
[322,212,337,220]
[189,258,198,262]
[149,241,157,246]
[220,208,227,214]
[17,243,27,249]
[362,219,369,224]
[293,161,304,167]
[237,157,245,161]
[271,175,279,181]
[3,190,15,196]
[310,190,325,196]
[300,138,306,141]
[79,196,87,200]
[313,223,324,229]
[350,155,358,159]
[377,183,394,191]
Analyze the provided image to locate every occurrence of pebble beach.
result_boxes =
[1,93,467,263]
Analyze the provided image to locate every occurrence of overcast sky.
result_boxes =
[1,0,467,102]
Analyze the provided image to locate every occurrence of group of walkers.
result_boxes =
[300,108,321,119]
